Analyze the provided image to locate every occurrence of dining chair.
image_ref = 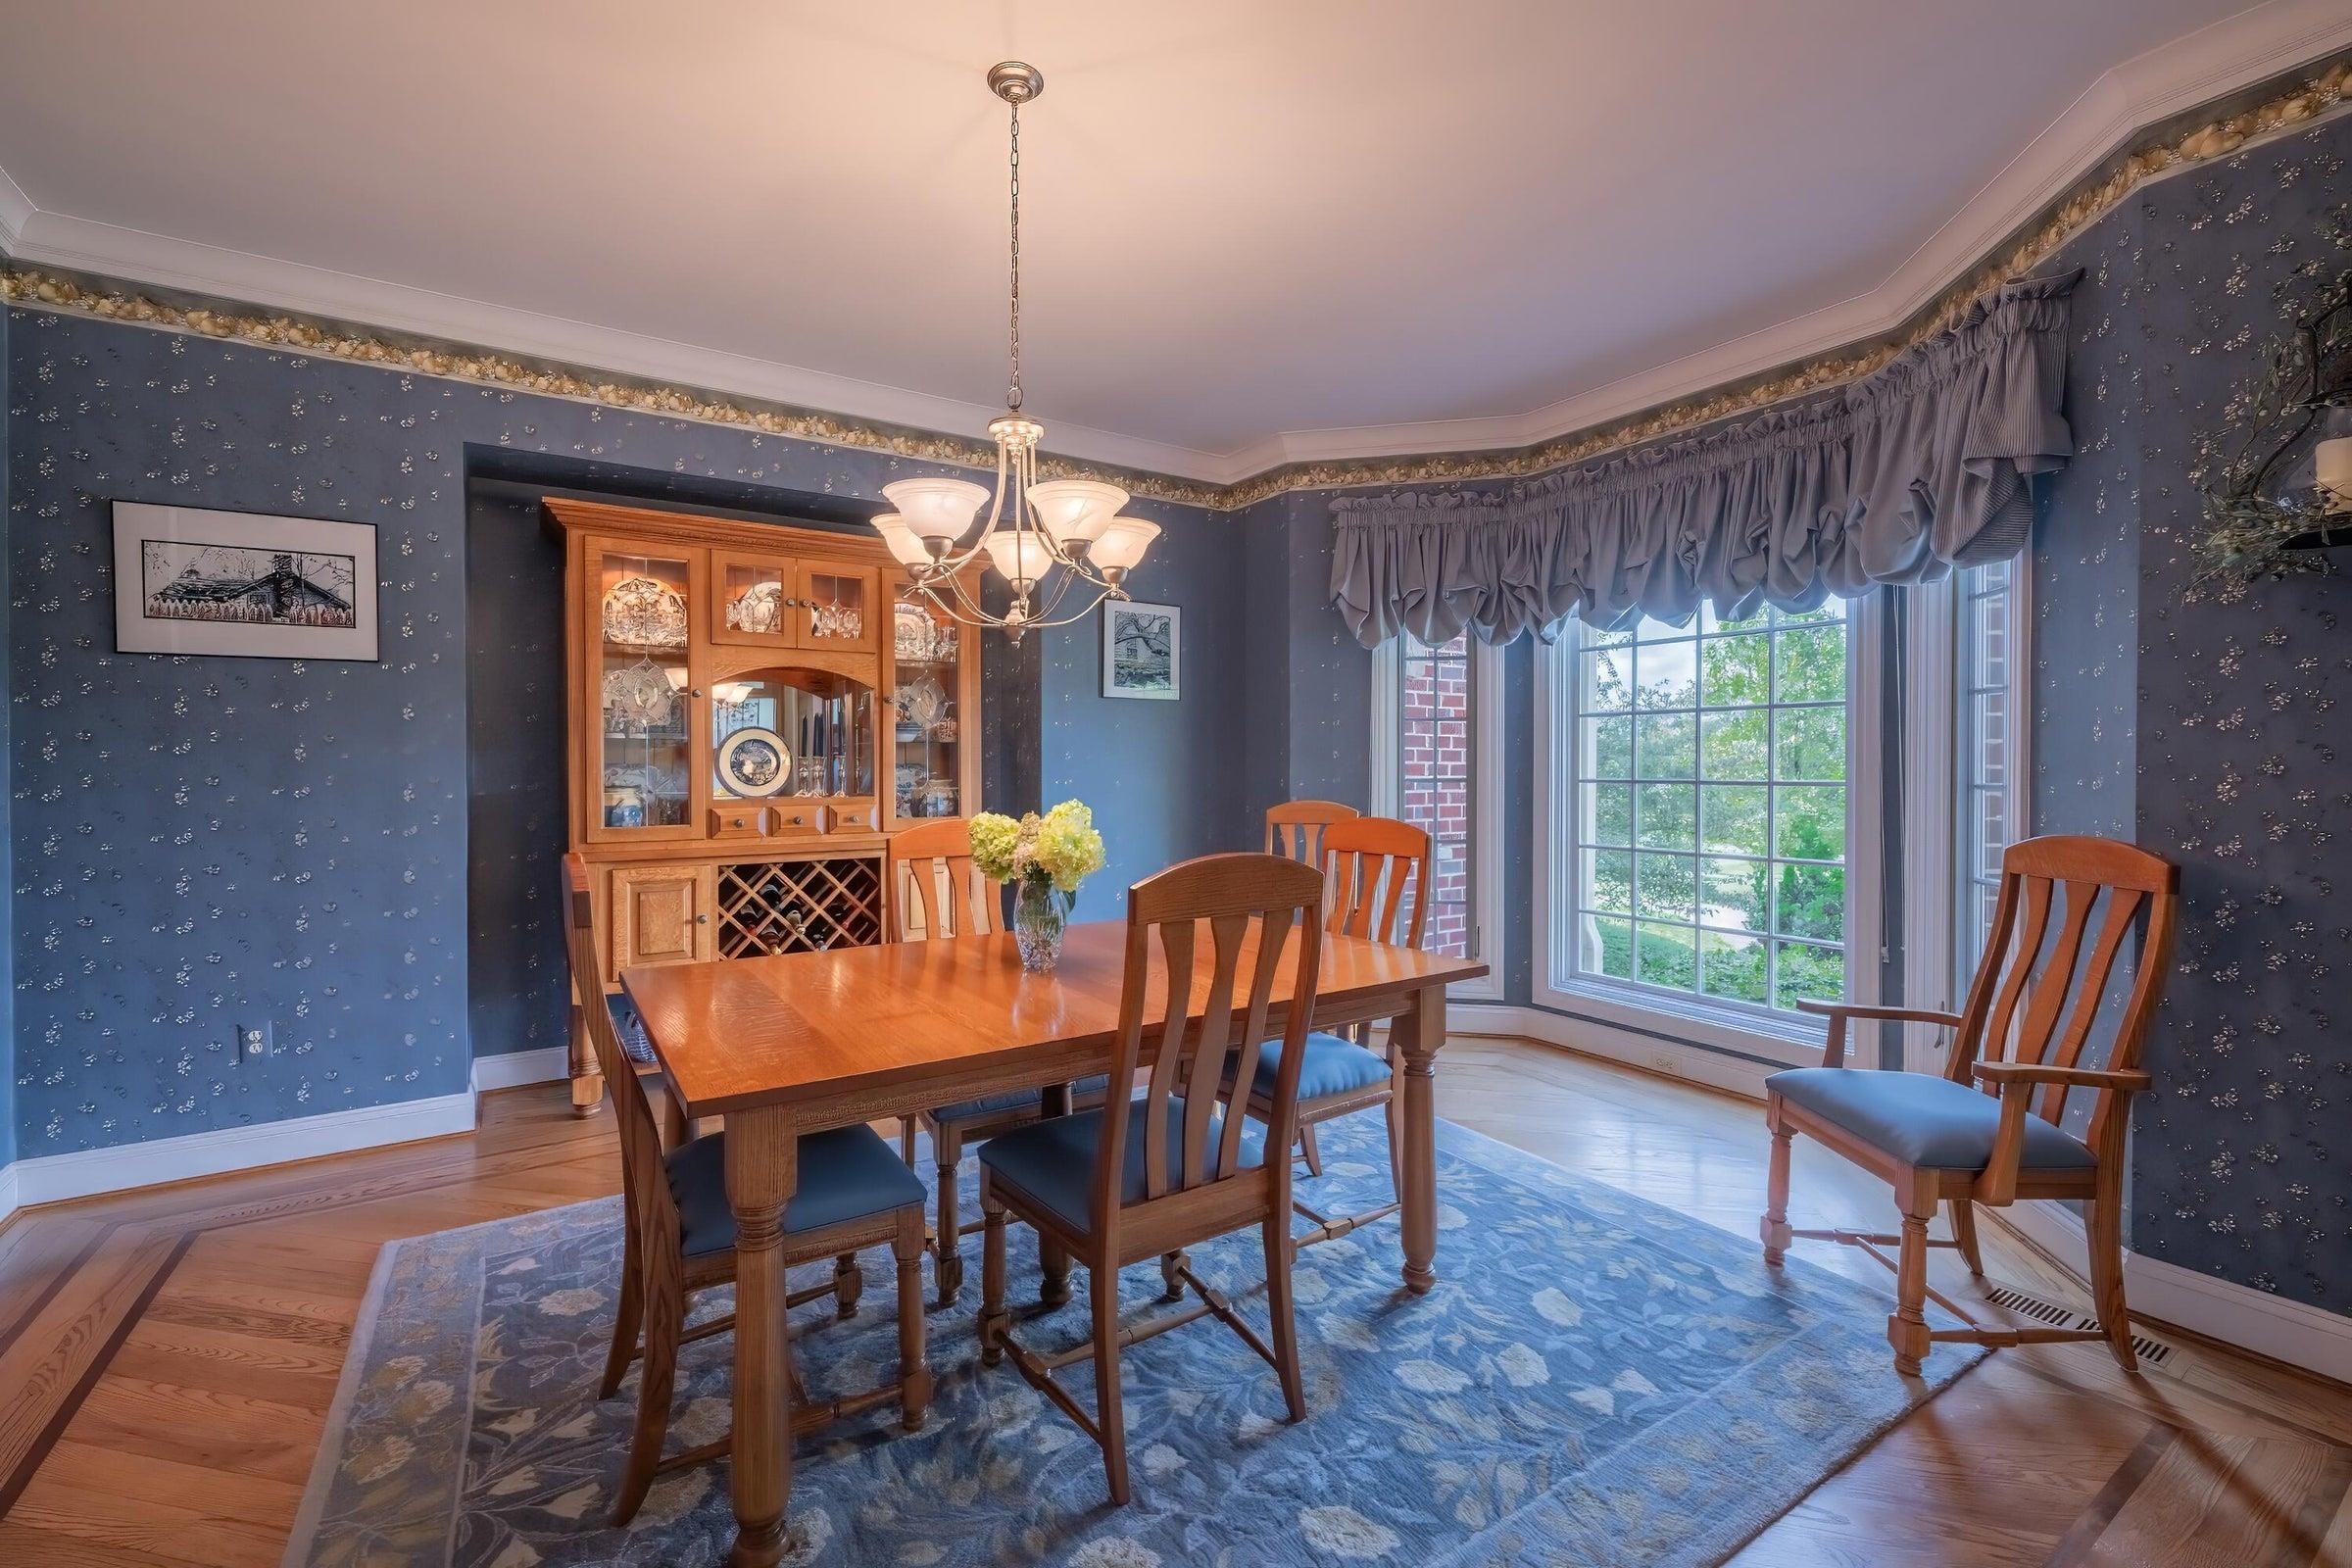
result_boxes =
[975,851,1326,1505]
[1761,834,2180,1376]
[891,817,1103,1305]
[1265,797,1359,864]
[1236,815,1428,1244]
[563,855,932,1524]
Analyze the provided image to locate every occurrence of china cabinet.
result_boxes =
[546,497,984,1112]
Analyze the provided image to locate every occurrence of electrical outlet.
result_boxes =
[239,1022,270,1059]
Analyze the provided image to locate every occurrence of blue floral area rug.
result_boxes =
[284,1116,1980,1567]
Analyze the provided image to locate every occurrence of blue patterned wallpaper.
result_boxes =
[2,307,1226,1158]
[2103,116,2352,1311]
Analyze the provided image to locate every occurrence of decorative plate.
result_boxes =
[601,658,677,731]
[727,581,786,636]
[716,726,791,798]
[602,574,688,648]
[893,602,935,661]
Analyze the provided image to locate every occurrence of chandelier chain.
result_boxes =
[1006,98,1022,412]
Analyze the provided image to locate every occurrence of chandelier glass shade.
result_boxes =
[868,62,1155,640]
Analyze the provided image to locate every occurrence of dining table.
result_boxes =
[623,915,1488,1568]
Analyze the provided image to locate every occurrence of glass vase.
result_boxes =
[1014,879,1074,973]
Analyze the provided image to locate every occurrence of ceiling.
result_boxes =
[0,1,2343,483]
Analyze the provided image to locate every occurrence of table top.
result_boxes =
[623,920,1487,1117]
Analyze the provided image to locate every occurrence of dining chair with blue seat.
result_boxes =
[1239,813,1429,1248]
[563,854,932,1525]
[1761,834,2180,1376]
[891,817,1104,1305]
[976,851,1326,1506]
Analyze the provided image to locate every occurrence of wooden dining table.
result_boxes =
[624,916,1487,1568]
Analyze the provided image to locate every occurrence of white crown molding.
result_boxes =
[3,2,2346,491]
[1220,0,2352,480]
[0,1092,474,1219]
[2,205,1234,484]
[1993,1200,2352,1388]
[0,158,33,251]
[471,1045,570,1095]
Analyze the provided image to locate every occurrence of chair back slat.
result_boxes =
[1265,799,1359,864]
[1951,836,2180,1142]
[1320,816,1431,947]
[2013,879,2099,1064]
[1980,872,2052,1061]
[1176,912,1251,1193]
[562,855,682,1254]
[2039,885,2146,1122]
[1100,854,1326,1225]
[1139,916,1198,1195]
[890,818,1001,942]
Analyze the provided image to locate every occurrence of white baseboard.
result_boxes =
[1448,1001,1781,1100]
[0,1092,476,1220]
[471,1046,571,1094]
[0,1161,19,1230]
[1986,1198,2352,1386]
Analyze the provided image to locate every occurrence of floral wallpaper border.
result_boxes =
[1,56,2346,514]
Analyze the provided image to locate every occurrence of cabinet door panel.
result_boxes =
[797,562,879,655]
[609,864,715,979]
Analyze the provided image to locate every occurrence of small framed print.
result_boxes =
[113,501,379,662]
[1102,599,1179,700]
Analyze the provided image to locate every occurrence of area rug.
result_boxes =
[284,1115,1979,1567]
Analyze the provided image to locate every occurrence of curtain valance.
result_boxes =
[1329,270,2080,647]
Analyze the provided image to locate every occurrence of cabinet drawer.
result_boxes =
[826,799,880,833]
[764,801,821,836]
[710,805,767,839]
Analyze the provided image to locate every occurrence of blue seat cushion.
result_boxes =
[1767,1067,2096,1173]
[1249,1031,1393,1103]
[665,1123,926,1258]
[978,1099,1265,1234]
[927,1074,1110,1126]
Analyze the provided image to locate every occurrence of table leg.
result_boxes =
[1396,983,1445,1296]
[724,1105,799,1568]
[1039,1080,1073,1306]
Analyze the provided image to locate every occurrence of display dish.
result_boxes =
[715,726,792,798]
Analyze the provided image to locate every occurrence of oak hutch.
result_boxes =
[545,497,983,1112]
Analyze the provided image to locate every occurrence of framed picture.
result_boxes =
[112,501,379,662]
[1102,599,1180,700]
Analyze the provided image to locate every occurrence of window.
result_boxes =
[1371,630,1502,997]
[1558,603,1850,1021]
[1957,560,2026,981]
[1395,632,1475,957]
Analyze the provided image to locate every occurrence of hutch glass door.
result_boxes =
[588,540,701,840]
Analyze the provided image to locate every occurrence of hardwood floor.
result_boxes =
[0,1037,2346,1566]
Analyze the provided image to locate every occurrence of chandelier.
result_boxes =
[866,61,1159,642]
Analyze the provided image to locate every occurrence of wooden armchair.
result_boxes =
[1760,834,2179,1375]
[976,852,1326,1505]
[563,855,931,1523]
[891,818,1103,1305]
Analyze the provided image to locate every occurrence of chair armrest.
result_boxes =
[1790,999,1964,1068]
[1971,1061,2152,1094]
[1971,1061,2150,1204]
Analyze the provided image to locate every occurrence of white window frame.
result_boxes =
[1900,561,2033,1074]
[1370,632,1505,1002]
[1533,598,1886,1067]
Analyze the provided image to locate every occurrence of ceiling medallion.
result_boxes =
[865,61,1159,642]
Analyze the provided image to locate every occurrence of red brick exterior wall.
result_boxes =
[1399,635,1472,958]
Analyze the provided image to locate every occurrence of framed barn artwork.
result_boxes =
[112,501,380,662]
[1102,599,1179,700]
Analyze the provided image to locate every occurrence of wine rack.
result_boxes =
[714,857,884,957]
